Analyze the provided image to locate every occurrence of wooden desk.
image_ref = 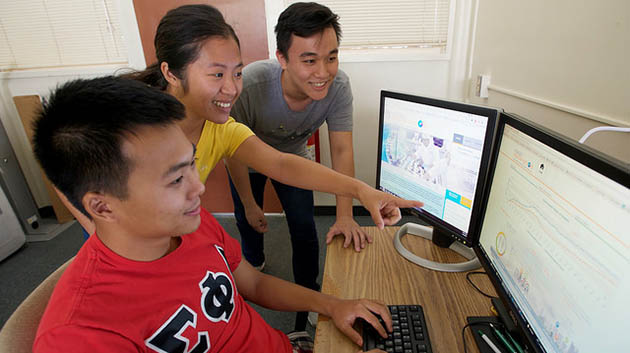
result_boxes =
[313,226,496,353]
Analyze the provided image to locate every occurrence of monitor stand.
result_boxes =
[393,222,480,272]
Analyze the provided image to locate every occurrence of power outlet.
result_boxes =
[475,75,491,98]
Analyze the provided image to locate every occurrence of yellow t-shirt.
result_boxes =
[195,117,255,183]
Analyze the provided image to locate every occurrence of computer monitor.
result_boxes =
[474,113,630,353]
[376,91,500,271]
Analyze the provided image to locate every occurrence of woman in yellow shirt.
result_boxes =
[71,4,421,245]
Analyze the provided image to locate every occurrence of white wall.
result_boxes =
[468,0,629,162]
[0,0,145,207]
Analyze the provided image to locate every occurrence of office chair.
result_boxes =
[0,258,72,353]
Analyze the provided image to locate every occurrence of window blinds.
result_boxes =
[284,0,451,52]
[0,0,127,71]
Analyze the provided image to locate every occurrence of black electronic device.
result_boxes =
[473,112,630,353]
[376,91,500,271]
[362,305,432,353]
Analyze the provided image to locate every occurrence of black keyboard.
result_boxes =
[362,305,433,353]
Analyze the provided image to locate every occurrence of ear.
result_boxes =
[82,192,117,223]
[160,62,181,89]
[276,50,288,70]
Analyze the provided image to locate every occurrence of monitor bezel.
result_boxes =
[375,90,500,247]
[473,112,630,353]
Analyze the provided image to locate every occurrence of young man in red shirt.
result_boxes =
[31,76,390,353]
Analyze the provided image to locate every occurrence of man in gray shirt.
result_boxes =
[227,2,370,331]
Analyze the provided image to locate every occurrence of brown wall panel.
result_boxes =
[13,95,74,223]
[133,0,269,67]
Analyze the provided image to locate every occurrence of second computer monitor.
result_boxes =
[376,91,499,247]
[474,113,630,353]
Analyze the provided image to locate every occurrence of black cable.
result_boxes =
[466,271,498,299]
[461,320,505,353]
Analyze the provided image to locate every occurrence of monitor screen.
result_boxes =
[376,91,499,246]
[475,113,630,353]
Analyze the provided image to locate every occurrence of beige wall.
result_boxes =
[468,0,629,162]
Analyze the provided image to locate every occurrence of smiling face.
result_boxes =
[170,36,243,124]
[108,124,206,240]
[277,26,339,103]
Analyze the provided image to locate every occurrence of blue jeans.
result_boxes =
[228,172,320,330]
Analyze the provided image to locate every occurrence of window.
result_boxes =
[0,0,128,71]
[281,0,455,61]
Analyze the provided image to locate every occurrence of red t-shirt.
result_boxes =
[34,208,292,353]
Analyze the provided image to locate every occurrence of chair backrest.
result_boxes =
[0,258,72,353]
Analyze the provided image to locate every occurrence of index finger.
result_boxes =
[364,301,392,333]
[393,198,424,209]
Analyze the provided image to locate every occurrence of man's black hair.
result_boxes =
[275,2,342,59]
[33,76,186,217]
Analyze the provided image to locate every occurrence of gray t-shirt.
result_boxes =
[231,59,353,160]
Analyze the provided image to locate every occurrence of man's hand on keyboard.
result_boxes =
[327,298,392,347]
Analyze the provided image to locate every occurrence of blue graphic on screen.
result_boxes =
[381,126,392,163]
